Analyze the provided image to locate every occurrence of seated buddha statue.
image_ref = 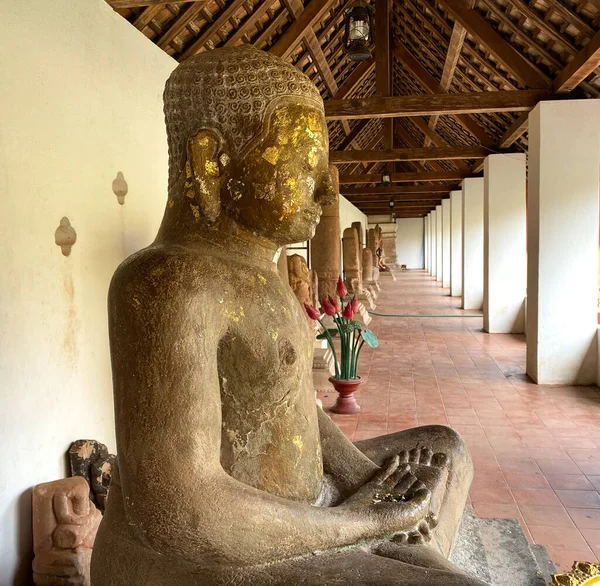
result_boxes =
[92,46,485,586]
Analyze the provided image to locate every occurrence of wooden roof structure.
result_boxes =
[107,0,600,216]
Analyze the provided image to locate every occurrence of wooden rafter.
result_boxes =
[554,29,600,93]
[270,0,337,60]
[132,5,163,30]
[410,117,470,171]
[341,184,455,195]
[346,192,449,201]
[425,22,467,144]
[157,2,211,50]
[376,0,394,149]
[435,0,551,89]
[395,42,495,146]
[324,89,550,119]
[339,170,468,183]
[330,146,491,163]
[108,0,187,7]
[333,59,376,99]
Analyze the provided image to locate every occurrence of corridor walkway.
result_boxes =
[318,270,600,572]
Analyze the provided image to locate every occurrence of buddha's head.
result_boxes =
[163,46,336,245]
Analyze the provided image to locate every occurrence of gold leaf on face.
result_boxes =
[262,147,280,165]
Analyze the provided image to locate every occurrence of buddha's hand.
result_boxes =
[340,455,434,540]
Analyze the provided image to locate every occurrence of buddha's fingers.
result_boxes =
[388,465,412,490]
[373,455,401,485]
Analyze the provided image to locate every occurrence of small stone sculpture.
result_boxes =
[32,477,101,586]
[362,248,378,299]
[54,217,76,257]
[287,254,312,306]
[343,227,375,312]
[111,172,128,205]
[68,440,115,513]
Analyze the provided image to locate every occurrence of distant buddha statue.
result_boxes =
[92,46,482,586]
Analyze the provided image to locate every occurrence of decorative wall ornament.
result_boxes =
[55,217,77,256]
[112,171,128,205]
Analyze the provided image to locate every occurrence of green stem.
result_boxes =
[354,339,365,378]
[317,318,339,379]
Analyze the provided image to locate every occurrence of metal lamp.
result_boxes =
[343,0,375,62]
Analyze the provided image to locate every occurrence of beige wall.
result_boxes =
[0,1,176,582]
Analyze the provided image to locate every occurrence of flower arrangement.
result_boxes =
[304,276,379,381]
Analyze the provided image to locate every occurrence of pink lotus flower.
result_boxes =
[304,303,320,320]
[336,276,347,298]
[343,303,354,319]
[321,297,337,316]
[328,296,341,314]
[350,295,359,315]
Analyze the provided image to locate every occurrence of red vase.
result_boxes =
[329,376,362,414]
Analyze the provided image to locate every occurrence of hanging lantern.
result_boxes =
[343,0,375,62]
[381,170,392,186]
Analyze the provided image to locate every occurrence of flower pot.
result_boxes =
[329,376,361,414]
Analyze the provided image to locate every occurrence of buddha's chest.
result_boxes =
[216,277,323,501]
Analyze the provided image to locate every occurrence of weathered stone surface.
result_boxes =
[68,440,115,513]
[287,253,312,307]
[33,477,101,586]
[342,227,363,294]
[311,165,341,301]
[93,45,481,586]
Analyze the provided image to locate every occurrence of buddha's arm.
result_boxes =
[108,257,430,567]
[318,407,381,499]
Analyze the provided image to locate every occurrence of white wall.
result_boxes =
[340,196,368,241]
[395,218,423,268]
[0,1,177,583]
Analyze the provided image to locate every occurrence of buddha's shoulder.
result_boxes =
[110,243,225,293]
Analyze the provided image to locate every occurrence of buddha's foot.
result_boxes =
[398,447,448,469]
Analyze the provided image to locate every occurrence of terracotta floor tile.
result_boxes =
[536,459,582,475]
[519,505,574,528]
[528,525,589,550]
[546,475,595,490]
[567,508,600,529]
[512,489,562,506]
[555,490,600,509]
[545,547,594,572]
[469,486,515,505]
[504,472,549,489]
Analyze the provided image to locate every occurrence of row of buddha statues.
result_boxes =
[31,45,483,586]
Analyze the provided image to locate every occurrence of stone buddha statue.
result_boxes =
[92,46,483,586]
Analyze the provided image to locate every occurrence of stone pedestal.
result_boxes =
[483,153,526,334]
[461,178,484,310]
[527,100,600,384]
[310,166,341,301]
[450,190,462,298]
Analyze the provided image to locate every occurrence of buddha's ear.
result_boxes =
[186,130,223,222]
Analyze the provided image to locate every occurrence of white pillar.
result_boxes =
[450,190,463,297]
[527,100,600,384]
[483,153,527,333]
[442,199,451,288]
[424,215,430,272]
[431,209,437,278]
[436,204,443,283]
[462,178,484,310]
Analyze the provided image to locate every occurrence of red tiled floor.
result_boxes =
[317,270,600,570]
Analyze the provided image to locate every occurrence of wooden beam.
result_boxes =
[270,0,336,60]
[554,29,600,93]
[395,42,494,146]
[107,0,187,7]
[132,4,163,29]
[435,0,550,88]
[410,117,469,172]
[330,147,490,163]
[333,59,375,99]
[376,0,393,149]
[225,0,277,46]
[347,193,449,202]
[341,185,455,195]
[179,0,249,60]
[324,90,550,120]
[426,22,467,143]
[339,171,469,184]
[338,120,371,150]
[157,1,210,50]
[499,113,528,148]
